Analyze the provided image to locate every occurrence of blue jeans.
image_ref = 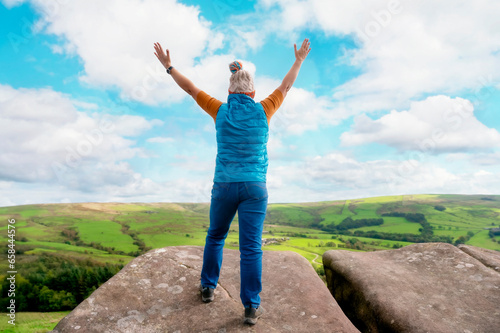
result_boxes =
[201,181,268,308]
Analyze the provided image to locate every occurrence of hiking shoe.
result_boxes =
[244,306,264,325]
[200,285,214,303]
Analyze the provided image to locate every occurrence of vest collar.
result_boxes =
[228,90,255,99]
[227,93,256,105]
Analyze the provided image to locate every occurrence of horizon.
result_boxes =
[3,193,499,209]
[1,0,500,206]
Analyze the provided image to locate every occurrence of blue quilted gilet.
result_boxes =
[214,94,269,182]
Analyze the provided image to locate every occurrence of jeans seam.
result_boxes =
[212,182,230,201]
[244,182,267,200]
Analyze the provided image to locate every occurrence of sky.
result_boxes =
[1,0,499,206]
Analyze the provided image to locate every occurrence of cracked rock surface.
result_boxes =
[457,244,500,272]
[323,242,500,333]
[50,246,359,333]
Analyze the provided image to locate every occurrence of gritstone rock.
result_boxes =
[458,244,500,272]
[50,246,359,333]
[323,242,500,333]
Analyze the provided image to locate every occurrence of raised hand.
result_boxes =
[154,42,171,69]
[277,38,311,98]
[294,38,311,63]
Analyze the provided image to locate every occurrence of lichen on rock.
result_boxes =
[323,243,500,333]
[50,246,358,333]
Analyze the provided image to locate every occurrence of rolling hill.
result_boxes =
[1,194,499,332]
[1,194,499,273]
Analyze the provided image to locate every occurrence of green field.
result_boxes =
[0,311,71,332]
[1,195,499,272]
[0,194,499,331]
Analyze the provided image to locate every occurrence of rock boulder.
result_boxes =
[51,246,359,333]
[323,242,500,333]
[458,244,500,272]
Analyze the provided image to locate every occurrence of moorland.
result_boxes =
[0,194,499,332]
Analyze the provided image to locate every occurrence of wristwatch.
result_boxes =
[166,66,174,74]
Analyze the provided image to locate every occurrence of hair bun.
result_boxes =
[229,61,243,74]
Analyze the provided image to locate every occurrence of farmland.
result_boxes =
[1,194,499,272]
[0,194,499,330]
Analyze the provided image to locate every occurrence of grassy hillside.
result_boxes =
[0,311,70,333]
[266,194,500,248]
[0,194,499,330]
[0,195,499,271]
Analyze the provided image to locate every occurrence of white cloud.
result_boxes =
[257,0,500,114]
[0,175,215,206]
[447,152,500,167]
[340,95,500,152]
[255,77,342,135]
[23,0,224,104]
[267,152,500,202]
[17,0,366,132]
[276,87,340,134]
[147,137,175,143]
[2,143,500,206]
[0,0,24,8]
[21,0,267,106]
[471,152,500,166]
[0,84,161,194]
[3,0,499,207]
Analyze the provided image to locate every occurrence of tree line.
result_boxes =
[0,253,122,312]
[311,217,384,233]
[61,227,152,257]
[318,212,454,244]
[381,212,434,238]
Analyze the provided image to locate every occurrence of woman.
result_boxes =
[154,39,311,325]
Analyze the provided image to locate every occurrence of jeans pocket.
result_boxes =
[211,182,229,201]
[244,182,268,200]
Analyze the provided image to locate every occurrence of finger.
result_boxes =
[294,43,297,53]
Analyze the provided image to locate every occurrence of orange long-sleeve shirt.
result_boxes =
[196,89,284,125]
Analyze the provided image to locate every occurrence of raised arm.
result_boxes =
[154,42,201,100]
[277,38,311,98]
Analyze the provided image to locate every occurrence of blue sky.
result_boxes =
[1,0,500,206]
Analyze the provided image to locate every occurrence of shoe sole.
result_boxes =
[244,308,264,325]
[200,285,214,303]
[202,295,214,303]
[244,317,258,325]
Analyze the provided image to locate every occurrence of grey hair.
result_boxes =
[228,69,254,93]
